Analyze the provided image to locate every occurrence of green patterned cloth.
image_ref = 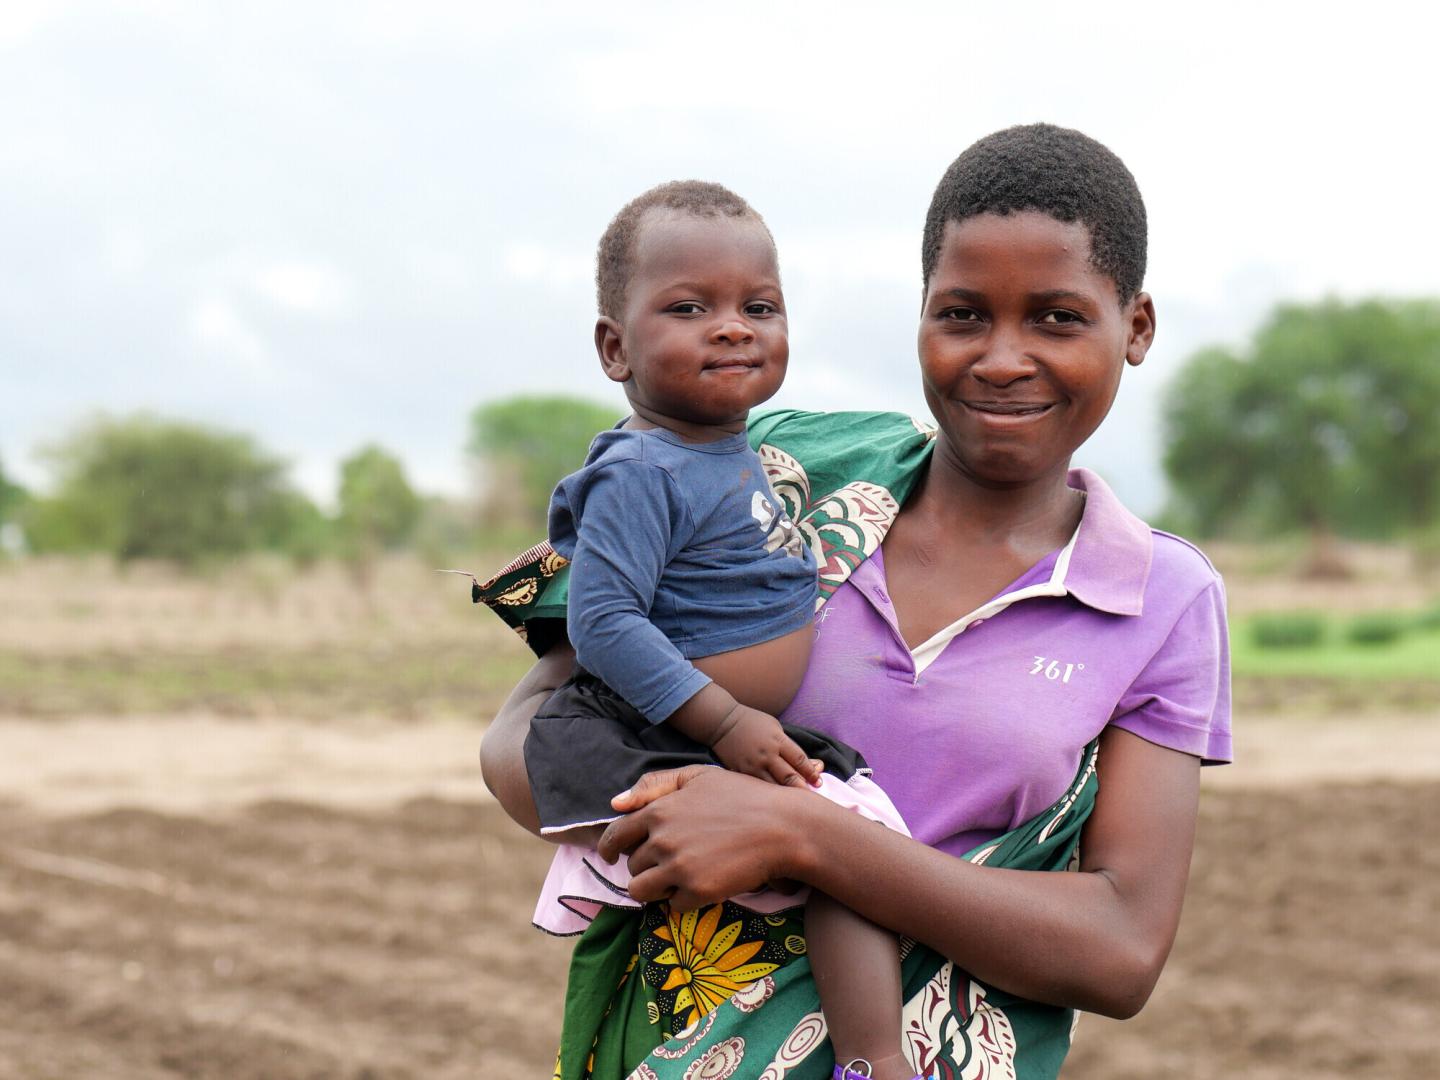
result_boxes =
[554,742,1098,1080]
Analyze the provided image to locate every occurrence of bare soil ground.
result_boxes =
[2,556,1436,1078]
[2,712,1437,1079]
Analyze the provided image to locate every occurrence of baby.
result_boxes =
[523,181,924,1080]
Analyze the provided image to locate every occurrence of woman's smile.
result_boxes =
[960,400,1058,420]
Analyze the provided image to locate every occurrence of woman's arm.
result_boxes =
[479,641,576,837]
[601,724,1198,1020]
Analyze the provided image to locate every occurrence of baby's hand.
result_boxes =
[709,706,823,788]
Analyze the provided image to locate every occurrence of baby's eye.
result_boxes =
[669,302,704,314]
[745,301,780,316]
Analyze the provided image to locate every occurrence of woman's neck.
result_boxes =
[912,435,1084,552]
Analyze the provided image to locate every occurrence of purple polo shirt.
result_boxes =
[779,468,1231,859]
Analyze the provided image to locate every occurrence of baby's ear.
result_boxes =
[595,317,629,383]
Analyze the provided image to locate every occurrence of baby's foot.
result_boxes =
[832,1053,929,1080]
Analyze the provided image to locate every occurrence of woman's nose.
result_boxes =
[970,330,1036,386]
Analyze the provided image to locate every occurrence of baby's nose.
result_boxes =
[710,318,755,343]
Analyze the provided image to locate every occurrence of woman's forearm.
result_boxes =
[608,725,1199,1019]
[480,641,576,837]
[795,813,1167,1017]
[789,727,1199,1018]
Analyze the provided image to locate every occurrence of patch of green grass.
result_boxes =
[1345,612,1410,646]
[0,645,535,720]
[1232,621,1440,680]
[1251,612,1326,649]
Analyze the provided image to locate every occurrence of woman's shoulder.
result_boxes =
[1149,529,1225,597]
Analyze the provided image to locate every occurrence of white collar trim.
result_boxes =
[908,513,1083,679]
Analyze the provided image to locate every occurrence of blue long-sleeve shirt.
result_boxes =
[549,426,817,723]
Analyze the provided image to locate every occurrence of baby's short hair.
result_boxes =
[596,180,774,318]
[922,123,1147,303]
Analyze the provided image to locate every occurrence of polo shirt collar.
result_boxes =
[1063,467,1153,617]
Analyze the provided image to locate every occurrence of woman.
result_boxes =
[481,124,1230,1079]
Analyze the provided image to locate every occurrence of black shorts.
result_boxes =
[524,669,868,834]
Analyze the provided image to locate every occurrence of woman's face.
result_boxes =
[917,211,1155,488]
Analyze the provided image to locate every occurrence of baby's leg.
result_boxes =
[807,891,916,1080]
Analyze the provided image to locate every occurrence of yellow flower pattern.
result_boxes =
[639,901,798,1036]
[651,906,781,1031]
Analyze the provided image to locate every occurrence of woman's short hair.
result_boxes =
[922,123,1148,303]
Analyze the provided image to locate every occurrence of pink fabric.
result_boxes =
[533,771,910,936]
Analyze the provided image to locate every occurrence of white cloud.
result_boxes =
[501,243,591,290]
[0,0,61,49]
[407,248,479,298]
[102,224,148,276]
[252,262,351,314]
[780,228,916,288]
[187,297,270,373]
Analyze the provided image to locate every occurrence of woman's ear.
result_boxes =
[595,317,630,383]
[1124,292,1156,367]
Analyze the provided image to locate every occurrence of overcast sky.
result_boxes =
[3,0,1436,515]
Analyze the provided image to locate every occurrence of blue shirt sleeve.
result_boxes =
[563,457,713,723]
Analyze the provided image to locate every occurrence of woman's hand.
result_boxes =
[598,766,817,911]
[607,764,710,815]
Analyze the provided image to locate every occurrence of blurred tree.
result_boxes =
[1163,299,1440,571]
[335,444,421,584]
[411,495,478,569]
[0,455,29,557]
[27,415,303,565]
[1341,301,1440,532]
[0,454,26,523]
[257,488,332,568]
[467,395,621,527]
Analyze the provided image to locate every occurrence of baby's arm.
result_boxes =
[565,460,819,788]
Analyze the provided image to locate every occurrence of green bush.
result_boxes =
[30,414,311,566]
[1251,612,1326,649]
[1414,602,1440,632]
[1345,612,1410,646]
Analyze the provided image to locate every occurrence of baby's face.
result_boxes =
[611,211,788,429]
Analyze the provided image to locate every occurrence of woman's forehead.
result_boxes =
[930,212,1114,299]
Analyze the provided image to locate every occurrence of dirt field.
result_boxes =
[2,712,1436,1079]
[2,556,1437,1078]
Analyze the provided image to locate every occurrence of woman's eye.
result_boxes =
[1039,310,1083,325]
[942,308,980,322]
